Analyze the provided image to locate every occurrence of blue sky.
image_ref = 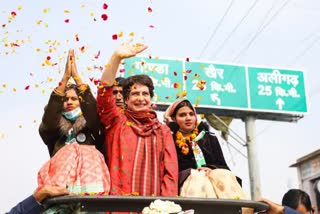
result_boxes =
[1,0,320,212]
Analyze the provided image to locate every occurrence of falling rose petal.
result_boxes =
[64,19,70,23]
[102,3,108,10]
[94,50,101,59]
[165,96,169,99]
[2,24,6,28]
[119,68,125,73]
[101,14,108,21]
[93,79,100,85]
[173,72,177,76]
[24,85,30,90]
[186,57,190,62]
[112,34,118,40]
[148,7,153,13]
[89,77,94,82]
[186,69,192,74]
[75,34,79,42]
[149,25,155,28]
[184,75,187,80]
[196,80,206,90]
[80,46,85,53]
[11,11,17,17]
[29,73,34,76]
[11,43,20,47]
[173,82,180,89]
[46,56,51,60]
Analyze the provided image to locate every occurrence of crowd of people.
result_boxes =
[6,42,316,214]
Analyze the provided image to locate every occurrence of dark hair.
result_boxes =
[282,189,313,212]
[115,77,126,87]
[171,100,194,119]
[65,84,79,94]
[122,74,154,100]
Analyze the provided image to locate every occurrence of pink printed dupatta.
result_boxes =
[37,143,110,195]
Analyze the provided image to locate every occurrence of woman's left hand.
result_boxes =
[114,40,148,60]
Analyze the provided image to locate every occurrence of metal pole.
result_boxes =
[245,115,261,199]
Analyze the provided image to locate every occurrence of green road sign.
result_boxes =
[123,57,183,103]
[185,61,248,109]
[123,56,308,116]
[248,67,307,113]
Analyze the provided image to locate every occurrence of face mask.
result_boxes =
[62,107,82,121]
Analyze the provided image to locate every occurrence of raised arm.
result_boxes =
[70,49,104,147]
[39,50,73,155]
[101,41,148,86]
[70,49,84,87]
[55,49,73,94]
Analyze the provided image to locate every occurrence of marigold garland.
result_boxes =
[175,127,198,155]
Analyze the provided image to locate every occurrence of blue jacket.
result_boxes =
[6,195,43,214]
[284,206,302,214]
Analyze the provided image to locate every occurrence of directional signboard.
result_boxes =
[248,67,307,113]
[122,56,308,120]
[123,57,183,103]
[185,62,248,109]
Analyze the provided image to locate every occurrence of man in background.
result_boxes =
[113,77,125,109]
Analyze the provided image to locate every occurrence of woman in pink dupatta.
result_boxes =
[97,41,178,196]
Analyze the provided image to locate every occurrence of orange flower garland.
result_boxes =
[175,127,198,155]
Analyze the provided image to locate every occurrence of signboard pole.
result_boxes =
[245,115,261,199]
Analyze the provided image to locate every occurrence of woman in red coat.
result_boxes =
[97,41,178,196]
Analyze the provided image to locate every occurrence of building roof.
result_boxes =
[290,149,320,167]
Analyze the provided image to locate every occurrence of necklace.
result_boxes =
[175,127,198,155]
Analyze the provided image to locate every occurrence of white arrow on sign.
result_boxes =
[276,98,285,110]
[210,93,221,105]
